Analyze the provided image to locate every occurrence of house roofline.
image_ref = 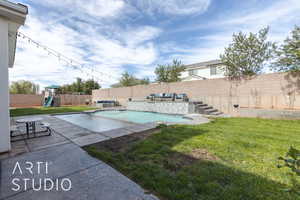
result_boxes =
[184,59,223,70]
[0,0,28,15]
[0,0,28,24]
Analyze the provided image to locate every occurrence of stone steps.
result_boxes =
[204,108,218,114]
[196,104,208,107]
[193,101,223,116]
[210,111,223,115]
[198,105,213,110]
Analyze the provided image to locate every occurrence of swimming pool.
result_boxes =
[55,113,133,132]
[93,110,190,124]
[55,110,190,132]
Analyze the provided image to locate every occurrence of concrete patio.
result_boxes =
[0,113,210,199]
[1,112,209,159]
[0,114,161,200]
[0,142,158,200]
[1,114,158,158]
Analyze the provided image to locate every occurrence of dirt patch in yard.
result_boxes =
[87,128,160,153]
[86,127,220,172]
[89,128,220,173]
[189,148,220,161]
[164,149,220,172]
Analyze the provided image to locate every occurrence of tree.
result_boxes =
[111,72,150,88]
[83,79,101,95]
[220,27,276,79]
[155,65,170,82]
[139,77,150,85]
[10,80,40,94]
[155,59,185,82]
[272,26,300,72]
[59,78,100,95]
[74,78,83,93]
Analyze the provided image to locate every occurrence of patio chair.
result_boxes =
[163,93,176,101]
[10,124,26,142]
[156,93,164,101]
[146,94,155,101]
[176,93,189,102]
[40,122,52,136]
[10,125,20,137]
[10,122,52,142]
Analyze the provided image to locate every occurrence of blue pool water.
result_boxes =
[56,111,190,132]
[93,110,190,124]
[56,113,132,132]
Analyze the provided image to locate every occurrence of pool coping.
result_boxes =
[92,109,209,125]
[50,110,209,147]
[53,109,210,126]
[50,114,158,147]
[53,109,192,124]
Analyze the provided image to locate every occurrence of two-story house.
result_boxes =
[180,59,226,81]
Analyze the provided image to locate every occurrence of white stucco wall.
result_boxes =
[181,65,226,81]
[0,18,11,152]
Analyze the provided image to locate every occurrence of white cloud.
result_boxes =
[134,65,156,79]
[39,0,125,18]
[131,0,211,15]
[159,42,225,65]
[10,6,161,88]
[220,0,300,28]
[87,38,158,66]
[172,0,300,37]
[121,26,162,46]
[10,0,300,90]
[10,16,91,89]
[163,0,300,66]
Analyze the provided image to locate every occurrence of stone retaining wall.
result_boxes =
[127,101,194,114]
[238,108,300,119]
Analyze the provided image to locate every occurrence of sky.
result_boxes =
[9,0,300,88]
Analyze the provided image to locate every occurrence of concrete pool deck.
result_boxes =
[1,113,209,159]
[0,113,210,199]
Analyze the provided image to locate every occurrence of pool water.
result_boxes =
[55,113,132,132]
[56,111,190,132]
[93,110,190,124]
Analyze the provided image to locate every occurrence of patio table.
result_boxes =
[16,117,42,138]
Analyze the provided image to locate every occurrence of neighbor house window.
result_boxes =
[210,66,217,75]
[189,69,197,76]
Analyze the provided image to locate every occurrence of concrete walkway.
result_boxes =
[0,142,158,200]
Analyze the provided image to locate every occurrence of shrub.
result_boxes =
[156,123,168,129]
[278,147,300,176]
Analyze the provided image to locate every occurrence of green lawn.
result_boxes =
[86,118,300,200]
[10,106,96,117]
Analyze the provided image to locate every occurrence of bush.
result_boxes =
[278,146,300,193]
[156,123,168,129]
[278,147,300,176]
